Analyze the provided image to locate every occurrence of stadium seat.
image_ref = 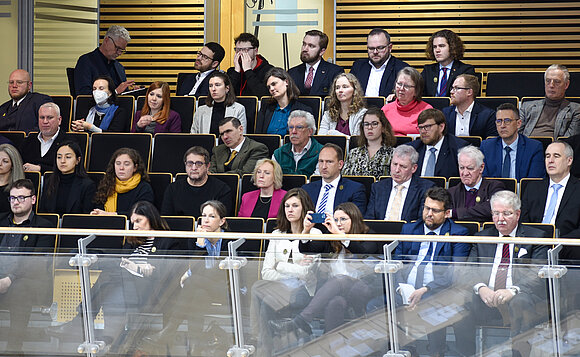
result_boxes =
[475,96,519,111]
[455,221,480,236]
[486,72,544,98]
[150,133,216,174]
[51,95,73,132]
[59,214,127,252]
[0,130,26,148]
[422,97,450,110]
[149,172,172,210]
[136,95,195,133]
[245,134,281,158]
[87,132,152,172]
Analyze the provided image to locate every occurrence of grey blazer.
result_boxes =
[519,98,580,139]
[190,102,246,134]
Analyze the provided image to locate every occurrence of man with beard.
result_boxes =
[288,30,344,97]
[177,42,226,97]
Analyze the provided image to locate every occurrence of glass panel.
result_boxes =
[554,260,580,356]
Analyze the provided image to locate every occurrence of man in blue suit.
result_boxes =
[349,28,409,97]
[480,103,545,180]
[365,145,434,221]
[288,30,344,97]
[302,143,367,215]
[394,186,471,357]
[176,42,225,97]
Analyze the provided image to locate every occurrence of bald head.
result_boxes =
[8,69,32,101]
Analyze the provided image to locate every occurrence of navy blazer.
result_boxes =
[0,92,53,133]
[302,176,367,216]
[395,219,471,292]
[350,56,409,97]
[288,60,344,97]
[442,102,498,139]
[365,176,435,221]
[421,60,475,97]
[74,48,127,96]
[480,135,545,180]
[407,134,469,178]
[176,71,212,97]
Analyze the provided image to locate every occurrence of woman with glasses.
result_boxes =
[0,144,24,213]
[381,67,432,136]
[319,73,366,136]
[255,67,313,135]
[132,81,181,133]
[342,107,396,179]
[191,71,246,136]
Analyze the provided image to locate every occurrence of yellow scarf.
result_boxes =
[104,173,141,213]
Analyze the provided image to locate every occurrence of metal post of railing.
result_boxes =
[540,244,567,356]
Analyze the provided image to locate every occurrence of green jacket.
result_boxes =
[274,138,323,176]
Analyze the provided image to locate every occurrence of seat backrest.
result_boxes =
[364,96,386,109]
[364,219,406,235]
[245,134,281,158]
[176,72,194,96]
[461,136,482,147]
[25,171,41,212]
[486,72,545,98]
[150,133,216,174]
[282,174,307,191]
[422,176,447,188]
[519,177,544,198]
[161,215,194,250]
[455,221,480,236]
[529,136,553,154]
[59,214,127,251]
[422,97,450,110]
[266,218,277,233]
[66,67,75,96]
[136,96,196,133]
[62,132,89,167]
[210,173,240,215]
[51,95,73,132]
[226,217,265,253]
[88,132,152,172]
[296,96,322,123]
[241,174,255,197]
[395,136,412,147]
[237,96,258,134]
[149,172,172,210]
[475,96,519,111]
[87,171,105,187]
[313,135,347,160]
[0,131,26,148]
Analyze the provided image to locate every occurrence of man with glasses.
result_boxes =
[442,74,497,139]
[350,28,409,97]
[74,25,135,96]
[209,117,268,175]
[177,42,225,97]
[407,108,468,178]
[480,103,545,180]
[520,64,580,140]
[226,33,273,97]
[161,146,233,217]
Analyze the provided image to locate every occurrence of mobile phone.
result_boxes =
[310,212,326,224]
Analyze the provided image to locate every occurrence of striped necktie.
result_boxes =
[317,183,333,213]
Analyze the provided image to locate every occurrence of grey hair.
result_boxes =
[288,110,316,132]
[545,64,569,82]
[458,145,484,168]
[490,190,521,212]
[551,140,574,160]
[393,145,419,165]
[105,25,131,42]
[39,102,61,117]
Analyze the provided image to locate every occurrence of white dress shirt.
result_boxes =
[384,177,412,220]
[420,136,444,176]
[406,224,442,287]
[454,101,475,136]
[315,175,341,215]
[542,173,570,224]
[365,56,390,97]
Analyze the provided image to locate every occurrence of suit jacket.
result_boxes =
[422,60,476,97]
[448,179,505,222]
[480,135,545,180]
[288,60,344,97]
[39,175,96,214]
[563,134,580,179]
[176,70,214,97]
[365,176,435,221]
[255,99,314,134]
[74,48,127,96]
[19,130,68,173]
[302,176,367,216]
[395,219,471,292]
[408,134,469,178]
[209,137,269,175]
[0,92,53,133]
[442,102,498,139]
[350,56,410,97]
[238,188,286,218]
[519,98,580,140]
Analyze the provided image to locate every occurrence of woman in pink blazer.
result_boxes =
[238,159,286,219]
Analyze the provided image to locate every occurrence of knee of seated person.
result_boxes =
[327,296,347,310]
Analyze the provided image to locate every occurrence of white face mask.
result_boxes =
[93,90,109,106]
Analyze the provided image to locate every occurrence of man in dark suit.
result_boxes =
[442,74,497,139]
[349,28,409,97]
[288,30,343,97]
[448,145,504,223]
[455,190,549,357]
[0,69,52,133]
[407,108,468,178]
[302,143,367,215]
[394,187,471,357]
[481,103,545,180]
[365,145,434,221]
[209,117,268,175]
[421,29,475,97]
[176,42,225,97]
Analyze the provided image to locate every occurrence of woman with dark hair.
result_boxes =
[91,147,154,217]
[71,75,129,132]
[238,158,286,219]
[342,107,396,179]
[191,71,246,135]
[39,141,96,214]
[319,73,366,136]
[255,67,313,135]
[0,143,24,213]
[132,81,181,133]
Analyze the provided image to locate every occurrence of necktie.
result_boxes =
[542,183,563,223]
[387,184,404,220]
[415,232,436,289]
[223,150,238,167]
[7,102,18,115]
[438,67,448,97]
[317,183,333,213]
[464,188,478,208]
[494,241,510,290]
[304,66,314,89]
[502,146,512,178]
[425,147,437,176]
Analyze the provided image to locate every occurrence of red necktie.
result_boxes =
[494,242,510,290]
[304,66,314,89]
[438,67,448,96]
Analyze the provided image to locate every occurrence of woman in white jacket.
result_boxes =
[318,73,366,137]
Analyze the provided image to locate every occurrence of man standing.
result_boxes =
[227,33,274,97]
[350,28,409,97]
[520,64,580,140]
[209,117,268,175]
[442,74,497,139]
[288,30,343,97]
[273,110,323,176]
[161,146,233,217]
[365,145,434,221]
[177,42,226,97]
[302,143,367,215]
[0,69,52,133]
[448,146,504,223]
[481,103,545,180]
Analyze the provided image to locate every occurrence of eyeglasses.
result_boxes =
[495,118,515,125]
[7,80,27,86]
[234,47,255,53]
[423,205,445,214]
[288,125,307,131]
[417,123,437,131]
[197,50,214,61]
[334,217,351,223]
[450,86,470,92]
[9,195,33,203]
[492,210,515,217]
[545,78,563,86]
[395,82,415,91]
[185,161,206,168]
[363,121,380,128]
[367,45,389,52]
[108,36,127,54]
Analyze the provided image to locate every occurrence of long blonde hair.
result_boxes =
[327,73,366,122]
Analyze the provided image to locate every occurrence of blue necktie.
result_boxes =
[425,147,437,176]
[438,67,448,97]
[415,232,436,289]
[318,183,333,213]
[542,183,563,223]
[502,146,512,178]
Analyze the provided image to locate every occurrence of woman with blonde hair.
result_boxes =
[132,81,182,133]
[319,73,366,136]
[238,158,286,219]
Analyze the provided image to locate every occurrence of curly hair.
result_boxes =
[425,29,465,61]
[327,73,366,122]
